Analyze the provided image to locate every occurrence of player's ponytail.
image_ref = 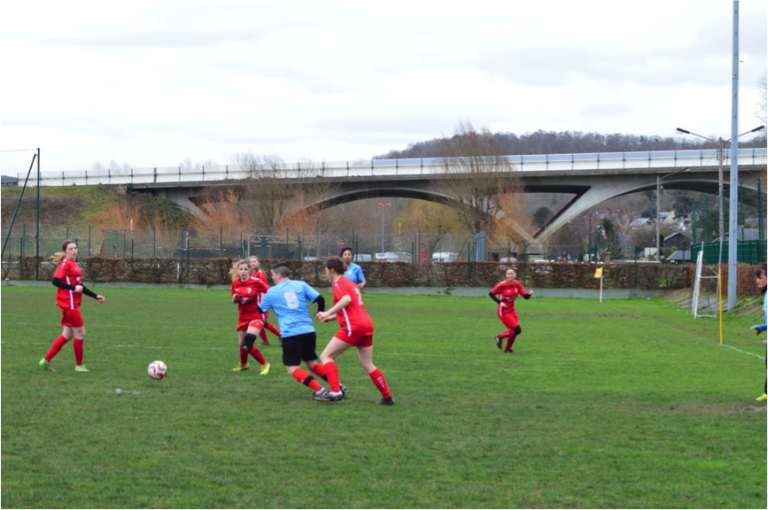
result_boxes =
[230,259,249,281]
[50,240,75,264]
[325,257,345,276]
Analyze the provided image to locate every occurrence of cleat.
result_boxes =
[376,396,396,406]
[232,363,250,372]
[340,384,348,399]
[316,390,343,402]
[259,341,270,347]
[495,336,502,350]
[311,388,329,401]
[39,358,55,372]
[757,393,767,402]
[504,349,515,354]
[74,365,89,372]
[260,362,271,375]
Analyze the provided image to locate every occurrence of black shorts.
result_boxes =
[282,332,319,367]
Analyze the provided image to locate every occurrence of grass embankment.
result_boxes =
[1,289,765,508]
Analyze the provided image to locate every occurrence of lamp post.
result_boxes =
[587,213,593,262]
[377,202,391,253]
[656,167,691,262]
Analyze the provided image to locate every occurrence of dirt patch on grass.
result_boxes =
[665,403,767,415]
[527,313,643,318]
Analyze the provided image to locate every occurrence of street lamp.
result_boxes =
[676,125,764,241]
[656,167,691,262]
[377,202,391,253]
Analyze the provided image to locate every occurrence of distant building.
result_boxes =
[1,175,18,187]
[663,232,691,250]
[629,218,652,228]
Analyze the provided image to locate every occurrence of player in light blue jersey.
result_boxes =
[752,263,768,402]
[259,262,345,400]
[341,247,366,289]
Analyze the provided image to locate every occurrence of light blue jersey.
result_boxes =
[344,262,366,285]
[259,279,320,338]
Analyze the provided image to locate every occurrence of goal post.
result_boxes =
[692,249,718,319]
[1,149,40,279]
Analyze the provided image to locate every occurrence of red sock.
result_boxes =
[45,335,70,362]
[497,331,511,339]
[310,362,328,381]
[266,323,281,337]
[239,348,248,365]
[259,329,269,344]
[249,347,267,365]
[324,361,340,393]
[292,368,322,391]
[505,334,516,352]
[73,339,84,366]
[369,368,391,399]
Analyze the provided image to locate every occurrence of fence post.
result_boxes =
[21,224,25,280]
[739,181,745,241]
[467,242,472,286]
[411,241,415,286]
[153,225,156,257]
[220,226,223,258]
[187,238,191,285]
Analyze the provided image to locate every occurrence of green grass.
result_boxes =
[2,288,766,508]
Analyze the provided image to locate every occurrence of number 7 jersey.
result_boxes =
[332,276,374,336]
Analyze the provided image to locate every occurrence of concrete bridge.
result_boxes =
[23,148,767,246]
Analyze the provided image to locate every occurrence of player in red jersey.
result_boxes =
[39,240,105,372]
[315,257,394,405]
[490,268,534,354]
[230,259,271,374]
[249,256,282,346]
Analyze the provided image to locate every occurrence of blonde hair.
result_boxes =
[51,240,76,265]
[229,259,250,281]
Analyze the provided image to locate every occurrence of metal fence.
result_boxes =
[691,240,767,265]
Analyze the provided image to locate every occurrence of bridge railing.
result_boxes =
[11,148,767,187]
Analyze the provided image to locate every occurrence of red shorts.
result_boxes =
[498,309,519,329]
[335,329,374,348]
[237,316,265,332]
[60,306,84,328]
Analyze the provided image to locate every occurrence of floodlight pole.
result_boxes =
[35,148,40,280]
[727,0,739,310]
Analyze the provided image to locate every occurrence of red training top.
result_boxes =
[490,279,528,315]
[332,276,374,336]
[232,277,269,322]
[250,270,269,307]
[54,258,83,309]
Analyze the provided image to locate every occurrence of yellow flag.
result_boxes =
[594,267,603,278]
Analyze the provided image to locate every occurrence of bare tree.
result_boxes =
[437,121,521,235]
[392,199,464,256]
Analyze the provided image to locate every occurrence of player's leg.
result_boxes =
[500,313,519,353]
[244,323,269,374]
[305,335,347,398]
[233,330,250,371]
[283,334,326,398]
[71,325,87,371]
[41,325,74,370]
[357,343,394,405]
[258,328,270,347]
[319,336,353,398]
[759,347,767,401]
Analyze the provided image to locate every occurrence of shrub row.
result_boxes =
[5,256,763,297]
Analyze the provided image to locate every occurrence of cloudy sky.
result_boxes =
[1,0,766,172]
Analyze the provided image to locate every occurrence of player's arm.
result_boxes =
[356,267,367,289]
[517,281,534,299]
[52,277,78,292]
[488,292,501,304]
[80,284,104,302]
[313,294,326,313]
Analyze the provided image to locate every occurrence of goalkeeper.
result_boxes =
[751,263,767,402]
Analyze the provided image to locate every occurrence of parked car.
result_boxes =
[353,254,373,262]
[303,256,318,262]
[432,252,460,262]
[375,252,412,262]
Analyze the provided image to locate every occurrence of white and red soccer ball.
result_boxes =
[148,360,168,380]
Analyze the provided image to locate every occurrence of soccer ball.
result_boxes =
[148,360,168,380]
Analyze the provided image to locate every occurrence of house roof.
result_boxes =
[663,232,689,241]
[630,218,651,227]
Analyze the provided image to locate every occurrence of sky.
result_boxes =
[1,0,766,172]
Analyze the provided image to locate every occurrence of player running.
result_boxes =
[490,268,533,354]
[230,260,271,375]
[39,240,105,372]
[258,262,341,400]
[751,263,767,402]
[249,255,282,346]
[340,247,366,289]
[315,257,394,405]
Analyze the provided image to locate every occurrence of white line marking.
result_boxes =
[720,344,766,360]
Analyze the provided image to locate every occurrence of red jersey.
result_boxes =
[232,277,269,321]
[332,276,374,336]
[250,270,269,306]
[490,280,529,314]
[54,258,83,309]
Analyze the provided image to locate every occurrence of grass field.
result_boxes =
[2,287,766,508]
